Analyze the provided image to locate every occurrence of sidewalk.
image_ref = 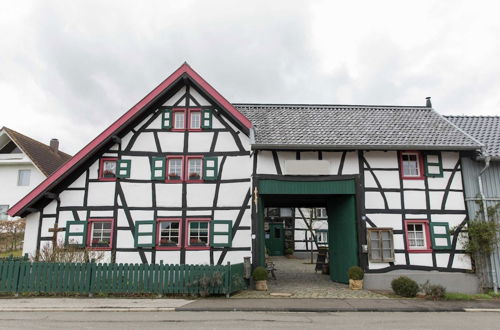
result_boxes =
[0,297,499,312]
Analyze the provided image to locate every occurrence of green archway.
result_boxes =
[256,177,360,283]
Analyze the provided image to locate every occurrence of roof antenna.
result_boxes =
[426,97,432,108]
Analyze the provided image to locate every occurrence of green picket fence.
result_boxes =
[0,260,246,296]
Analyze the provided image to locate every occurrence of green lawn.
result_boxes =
[0,249,22,258]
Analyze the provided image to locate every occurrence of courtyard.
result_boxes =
[232,256,387,299]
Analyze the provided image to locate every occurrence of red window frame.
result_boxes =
[86,218,114,251]
[172,108,187,131]
[185,218,211,250]
[156,218,182,250]
[399,151,425,180]
[166,156,184,182]
[188,108,202,131]
[404,219,432,253]
[185,156,204,183]
[170,108,203,132]
[99,158,118,181]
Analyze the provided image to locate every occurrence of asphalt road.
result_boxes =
[0,311,499,329]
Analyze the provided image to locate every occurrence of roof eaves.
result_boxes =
[251,143,481,151]
[2,127,49,176]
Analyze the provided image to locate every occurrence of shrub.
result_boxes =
[391,276,419,297]
[348,266,364,280]
[285,248,294,255]
[252,266,268,281]
[420,280,446,300]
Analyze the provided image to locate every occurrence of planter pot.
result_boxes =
[255,280,268,291]
[322,264,329,275]
[349,279,363,290]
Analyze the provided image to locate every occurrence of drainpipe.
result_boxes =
[478,157,497,293]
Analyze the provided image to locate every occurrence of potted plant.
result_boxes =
[284,248,294,258]
[168,173,180,180]
[252,266,268,291]
[189,172,201,180]
[348,266,364,290]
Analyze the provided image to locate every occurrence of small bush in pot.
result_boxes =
[284,248,294,256]
[391,276,419,297]
[252,266,268,291]
[348,266,364,290]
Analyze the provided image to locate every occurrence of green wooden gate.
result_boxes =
[265,223,285,256]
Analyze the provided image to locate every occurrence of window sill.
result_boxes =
[401,176,424,180]
[87,246,112,251]
[98,177,116,182]
[407,249,432,253]
[157,246,181,251]
[186,245,210,250]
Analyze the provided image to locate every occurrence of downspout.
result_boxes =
[478,156,497,293]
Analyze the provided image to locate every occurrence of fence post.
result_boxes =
[14,260,21,297]
[88,259,95,297]
[226,261,231,298]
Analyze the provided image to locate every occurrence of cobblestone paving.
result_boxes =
[232,256,387,299]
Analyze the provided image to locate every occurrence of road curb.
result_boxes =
[0,307,176,312]
[174,307,467,313]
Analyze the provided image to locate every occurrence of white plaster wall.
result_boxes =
[0,163,45,213]
[59,190,85,207]
[429,191,445,210]
[40,218,56,237]
[121,182,152,208]
[386,192,402,209]
[68,172,86,189]
[185,251,211,264]
[276,152,296,174]
[300,152,318,160]
[342,152,359,174]
[364,151,399,168]
[156,251,181,265]
[372,170,401,189]
[444,192,466,210]
[393,234,405,250]
[188,132,214,152]
[365,192,386,209]
[394,253,406,265]
[146,115,163,130]
[256,151,277,174]
[404,191,427,209]
[190,89,210,106]
[156,183,182,207]
[87,182,116,206]
[157,132,184,152]
[214,132,239,152]
[232,229,252,248]
[366,214,402,229]
[131,132,158,152]
[436,253,450,268]
[162,86,186,106]
[441,152,460,169]
[452,253,472,270]
[22,212,39,257]
[409,253,433,267]
[123,156,150,181]
[217,183,250,207]
[221,156,250,180]
[322,152,342,174]
[187,184,216,207]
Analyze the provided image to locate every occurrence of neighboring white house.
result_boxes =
[0,127,71,220]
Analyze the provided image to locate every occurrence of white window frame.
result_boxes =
[406,222,427,250]
[401,152,422,178]
[190,111,201,129]
[187,158,202,180]
[89,220,113,248]
[17,169,31,186]
[158,220,181,247]
[174,111,186,130]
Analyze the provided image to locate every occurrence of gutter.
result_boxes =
[250,143,481,151]
[478,156,498,293]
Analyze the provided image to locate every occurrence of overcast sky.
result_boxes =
[1,0,499,154]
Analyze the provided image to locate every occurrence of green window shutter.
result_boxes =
[162,109,172,129]
[151,157,166,180]
[430,222,451,249]
[65,221,87,247]
[203,157,218,180]
[135,221,156,248]
[116,159,131,179]
[210,220,232,248]
[201,109,212,129]
[424,153,443,177]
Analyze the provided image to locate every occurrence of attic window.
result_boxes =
[99,158,117,181]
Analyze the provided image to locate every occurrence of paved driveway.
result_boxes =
[233,256,386,298]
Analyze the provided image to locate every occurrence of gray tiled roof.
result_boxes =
[234,104,482,150]
[446,116,500,158]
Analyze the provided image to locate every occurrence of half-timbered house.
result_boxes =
[9,63,484,292]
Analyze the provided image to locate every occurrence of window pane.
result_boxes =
[371,250,381,259]
[174,112,185,129]
[102,161,116,178]
[402,153,420,176]
[90,221,112,247]
[159,221,180,246]
[0,205,8,220]
[18,169,31,186]
[168,159,182,179]
[190,111,201,129]
[188,159,202,179]
[189,221,209,246]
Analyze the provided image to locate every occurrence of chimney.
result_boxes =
[49,139,59,152]
[426,97,432,108]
